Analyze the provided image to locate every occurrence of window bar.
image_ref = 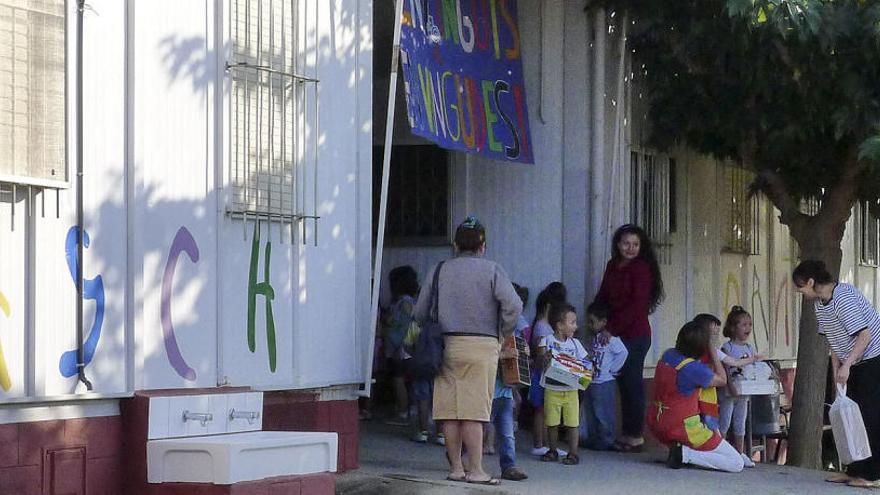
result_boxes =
[11,184,15,232]
[41,188,45,217]
[27,186,32,218]
[55,188,60,219]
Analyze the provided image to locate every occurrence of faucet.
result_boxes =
[182,410,213,427]
[229,408,261,425]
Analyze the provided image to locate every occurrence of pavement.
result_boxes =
[337,419,860,494]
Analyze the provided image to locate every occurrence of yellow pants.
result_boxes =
[544,389,579,428]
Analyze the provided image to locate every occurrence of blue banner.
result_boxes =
[399,0,533,164]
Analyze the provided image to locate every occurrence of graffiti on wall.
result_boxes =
[161,227,200,381]
[59,227,105,378]
[723,265,793,354]
[247,223,277,372]
[0,290,11,391]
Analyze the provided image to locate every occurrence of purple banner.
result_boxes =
[399,0,533,164]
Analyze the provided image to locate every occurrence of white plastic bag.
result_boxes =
[830,384,872,465]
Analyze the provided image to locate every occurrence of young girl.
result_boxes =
[384,266,419,427]
[539,303,589,465]
[528,282,568,456]
[582,301,628,451]
[718,306,765,468]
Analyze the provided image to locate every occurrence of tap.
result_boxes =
[182,410,213,427]
[229,408,261,425]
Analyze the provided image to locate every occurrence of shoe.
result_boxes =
[434,433,446,446]
[530,446,549,456]
[666,444,683,469]
[741,453,756,468]
[847,478,880,488]
[501,467,528,481]
[411,431,428,443]
[557,448,568,457]
[540,449,560,462]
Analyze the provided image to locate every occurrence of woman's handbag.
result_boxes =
[410,262,445,379]
[830,384,872,464]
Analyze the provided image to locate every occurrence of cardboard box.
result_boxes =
[541,352,593,390]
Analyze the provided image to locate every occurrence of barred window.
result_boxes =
[630,150,675,263]
[227,0,318,227]
[720,164,760,255]
[0,0,67,186]
[373,145,449,246]
[858,200,879,267]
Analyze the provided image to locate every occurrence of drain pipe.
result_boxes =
[589,6,608,296]
[359,0,404,398]
[75,0,93,391]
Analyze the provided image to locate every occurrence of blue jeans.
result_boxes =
[490,397,516,472]
[584,380,617,450]
[617,335,651,438]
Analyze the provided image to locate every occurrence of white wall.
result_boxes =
[0,0,372,402]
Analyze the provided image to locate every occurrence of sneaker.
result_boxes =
[411,431,428,443]
[530,446,549,456]
[434,433,446,446]
[741,453,756,468]
[666,444,683,469]
[557,448,568,458]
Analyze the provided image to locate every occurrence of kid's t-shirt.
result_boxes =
[588,335,628,384]
[540,334,589,392]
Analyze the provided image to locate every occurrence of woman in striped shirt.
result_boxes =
[793,260,880,488]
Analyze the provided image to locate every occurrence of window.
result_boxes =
[373,145,449,246]
[719,163,760,255]
[858,200,879,267]
[630,150,675,263]
[227,0,318,228]
[0,0,67,186]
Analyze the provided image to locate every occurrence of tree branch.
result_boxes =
[819,145,862,228]
[752,167,810,238]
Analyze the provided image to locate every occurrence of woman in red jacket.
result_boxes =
[594,224,664,452]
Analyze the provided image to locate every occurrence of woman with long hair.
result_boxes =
[594,224,664,452]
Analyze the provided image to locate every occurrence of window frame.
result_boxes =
[0,0,72,189]
[858,200,880,268]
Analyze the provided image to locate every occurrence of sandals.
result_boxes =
[562,453,580,465]
[465,475,501,486]
[540,449,560,462]
[847,478,880,489]
[613,440,644,453]
[826,473,851,484]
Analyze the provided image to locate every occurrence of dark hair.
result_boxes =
[532,282,568,328]
[611,224,665,313]
[792,260,835,288]
[675,320,711,359]
[512,283,529,306]
[548,302,576,332]
[389,265,419,298]
[692,313,721,331]
[723,306,751,339]
[454,215,486,252]
[587,300,610,321]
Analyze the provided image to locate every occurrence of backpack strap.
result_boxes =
[429,261,445,324]
[674,357,695,371]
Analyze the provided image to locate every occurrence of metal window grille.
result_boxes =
[227,0,319,243]
[630,150,675,264]
[859,200,879,267]
[372,145,449,246]
[720,164,760,255]
[0,0,66,186]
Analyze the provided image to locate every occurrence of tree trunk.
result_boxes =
[786,237,839,469]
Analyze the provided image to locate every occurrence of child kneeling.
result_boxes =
[538,303,589,465]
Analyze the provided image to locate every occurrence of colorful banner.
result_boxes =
[399,0,533,164]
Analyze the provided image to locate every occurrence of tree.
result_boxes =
[595,0,880,468]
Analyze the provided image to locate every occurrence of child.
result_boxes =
[382,266,417,426]
[582,301,628,451]
[539,302,589,465]
[482,283,530,481]
[718,306,765,467]
[528,282,568,456]
[648,321,744,472]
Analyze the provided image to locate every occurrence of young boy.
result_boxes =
[582,301,628,451]
[483,283,530,481]
[539,303,589,465]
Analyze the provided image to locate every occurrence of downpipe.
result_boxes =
[75,0,93,391]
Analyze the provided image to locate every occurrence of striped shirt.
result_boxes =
[815,283,880,363]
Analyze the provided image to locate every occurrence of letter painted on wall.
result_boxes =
[400,0,533,163]
[247,223,277,372]
[59,227,105,378]
[161,227,200,381]
[0,291,12,391]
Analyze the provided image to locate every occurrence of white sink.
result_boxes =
[147,430,338,484]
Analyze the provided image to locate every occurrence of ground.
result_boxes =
[338,419,857,494]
